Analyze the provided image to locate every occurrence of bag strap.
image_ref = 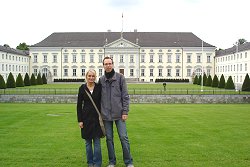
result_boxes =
[84,89,106,136]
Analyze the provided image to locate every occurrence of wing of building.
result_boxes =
[29,31,216,82]
[0,45,30,81]
[215,42,250,89]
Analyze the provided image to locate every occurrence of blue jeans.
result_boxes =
[85,138,102,167]
[104,120,133,165]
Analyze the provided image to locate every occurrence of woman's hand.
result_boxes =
[79,122,84,128]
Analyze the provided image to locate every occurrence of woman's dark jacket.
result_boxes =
[76,83,104,139]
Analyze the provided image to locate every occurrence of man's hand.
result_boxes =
[122,114,128,121]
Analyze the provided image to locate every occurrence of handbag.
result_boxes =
[84,89,106,137]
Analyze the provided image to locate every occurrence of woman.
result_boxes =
[77,69,104,167]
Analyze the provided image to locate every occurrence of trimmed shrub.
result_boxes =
[242,73,250,91]
[42,74,47,84]
[16,73,24,87]
[225,76,235,89]
[6,72,16,88]
[218,74,226,88]
[0,74,6,89]
[37,73,43,85]
[203,73,207,86]
[205,75,212,86]
[211,74,219,87]
[30,74,37,85]
[24,73,31,86]
[193,75,198,84]
[197,75,202,85]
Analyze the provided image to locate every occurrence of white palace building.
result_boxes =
[1,31,250,88]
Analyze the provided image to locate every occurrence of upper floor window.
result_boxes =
[150,55,154,63]
[64,55,68,63]
[158,55,162,63]
[130,55,134,63]
[167,54,171,63]
[187,55,191,63]
[120,55,124,63]
[176,54,180,63]
[207,55,211,63]
[90,55,94,63]
[43,55,47,63]
[197,55,201,63]
[72,55,77,63]
[141,55,145,63]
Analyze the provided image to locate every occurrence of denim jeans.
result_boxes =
[104,120,133,165]
[85,138,102,167]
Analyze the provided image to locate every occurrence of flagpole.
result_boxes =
[121,13,123,38]
[201,40,204,92]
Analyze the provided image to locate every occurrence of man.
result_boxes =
[99,57,134,167]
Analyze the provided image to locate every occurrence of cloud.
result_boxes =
[106,0,142,9]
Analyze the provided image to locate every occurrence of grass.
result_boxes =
[0,103,250,167]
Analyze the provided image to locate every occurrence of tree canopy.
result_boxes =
[16,42,29,50]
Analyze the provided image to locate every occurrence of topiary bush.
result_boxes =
[16,73,24,87]
[24,73,31,86]
[30,73,37,85]
[42,73,47,84]
[205,75,212,87]
[225,76,235,89]
[211,74,219,87]
[218,74,226,88]
[197,75,202,85]
[6,72,16,88]
[193,75,198,84]
[242,73,250,91]
[203,73,207,86]
[0,74,6,89]
[36,73,43,85]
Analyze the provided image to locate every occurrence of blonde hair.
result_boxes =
[85,69,96,78]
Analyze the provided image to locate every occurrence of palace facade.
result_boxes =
[28,31,216,83]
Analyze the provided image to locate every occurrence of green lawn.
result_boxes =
[0,103,250,167]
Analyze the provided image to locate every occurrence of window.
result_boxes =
[167,69,171,77]
[207,55,211,63]
[120,55,124,63]
[72,55,76,63]
[245,63,247,71]
[53,69,57,76]
[64,69,68,76]
[175,69,180,77]
[167,54,171,63]
[187,55,191,63]
[150,69,153,76]
[141,55,145,63]
[64,55,68,63]
[130,69,134,76]
[82,69,85,76]
[53,55,57,63]
[207,69,211,76]
[197,55,201,63]
[90,55,94,63]
[99,69,102,76]
[73,69,76,76]
[34,55,37,63]
[187,69,191,77]
[2,64,4,71]
[150,55,154,63]
[141,69,145,76]
[99,55,103,63]
[130,55,134,63]
[81,54,85,62]
[158,69,162,76]
[176,54,180,63]
[158,55,162,63]
[43,55,47,63]
[34,69,38,76]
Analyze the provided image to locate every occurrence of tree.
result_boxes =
[205,75,212,87]
[211,74,219,87]
[6,72,16,88]
[37,73,43,85]
[203,73,207,87]
[16,73,24,87]
[24,73,31,86]
[193,75,198,84]
[218,74,225,88]
[242,73,250,91]
[30,74,37,85]
[238,38,247,45]
[197,75,202,85]
[225,76,235,90]
[0,74,6,89]
[42,74,47,84]
[16,42,29,50]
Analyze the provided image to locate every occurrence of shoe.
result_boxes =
[107,165,115,167]
[127,165,134,167]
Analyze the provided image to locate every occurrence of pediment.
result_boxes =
[105,38,139,48]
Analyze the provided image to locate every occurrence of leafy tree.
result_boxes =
[238,38,247,45]
[30,73,37,85]
[218,74,226,88]
[24,73,31,86]
[203,73,207,87]
[205,75,212,87]
[242,73,250,91]
[0,74,6,89]
[6,72,16,88]
[193,75,198,84]
[16,73,24,87]
[42,74,47,84]
[16,42,29,50]
[225,76,235,89]
[37,73,43,85]
[211,74,219,87]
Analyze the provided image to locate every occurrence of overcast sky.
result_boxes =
[1,0,249,49]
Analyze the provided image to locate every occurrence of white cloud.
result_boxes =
[0,0,249,49]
